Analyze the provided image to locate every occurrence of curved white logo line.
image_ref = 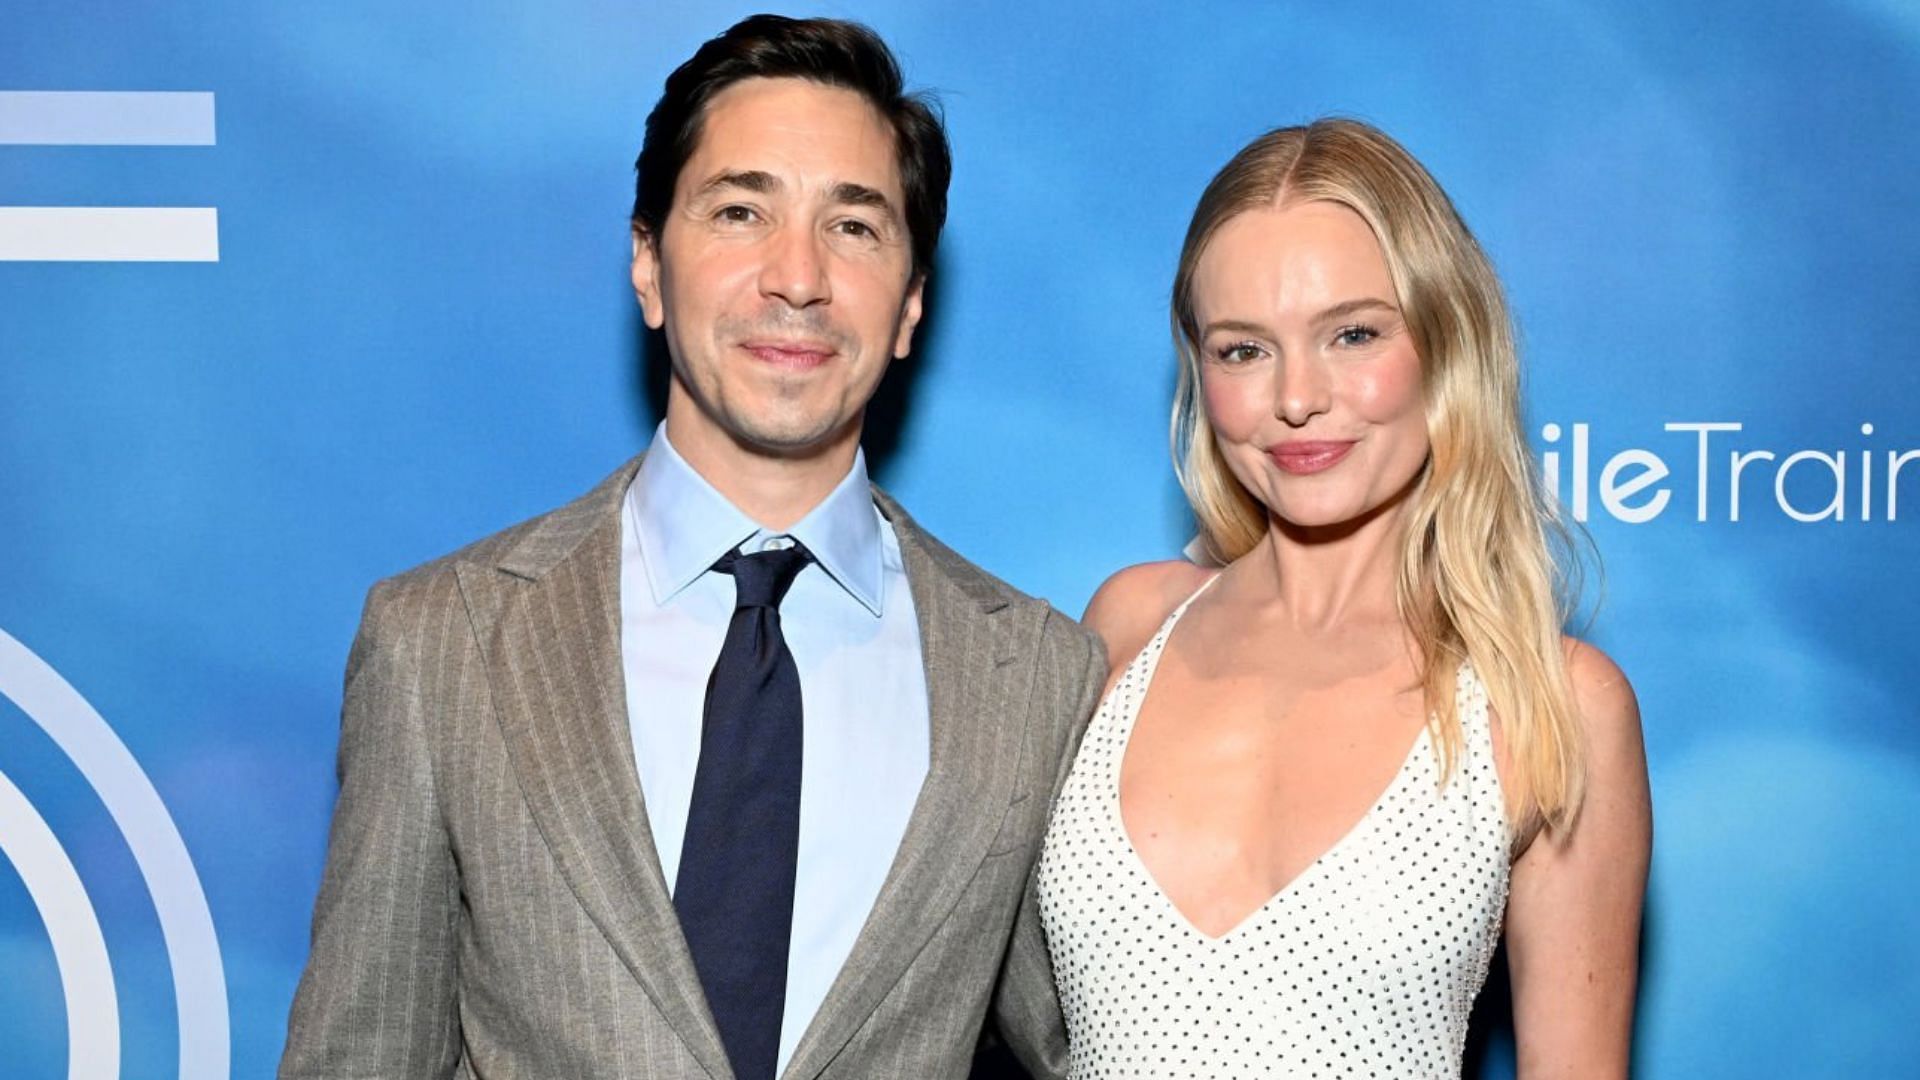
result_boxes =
[0,628,229,1078]
[0,766,119,1078]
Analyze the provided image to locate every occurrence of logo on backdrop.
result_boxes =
[1540,422,1918,524]
[0,629,230,1079]
[0,91,219,262]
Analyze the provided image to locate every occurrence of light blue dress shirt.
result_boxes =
[618,425,930,1073]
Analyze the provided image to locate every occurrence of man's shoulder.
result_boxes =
[876,488,1099,659]
[367,456,642,611]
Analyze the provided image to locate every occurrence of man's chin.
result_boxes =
[724,414,857,462]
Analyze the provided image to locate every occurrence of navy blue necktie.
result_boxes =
[674,542,811,1080]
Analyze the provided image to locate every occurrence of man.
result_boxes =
[280,15,1101,1080]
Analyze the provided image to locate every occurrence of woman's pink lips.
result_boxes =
[1267,440,1357,475]
[742,342,836,370]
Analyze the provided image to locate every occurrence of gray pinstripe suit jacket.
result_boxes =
[279,457,1104,1080]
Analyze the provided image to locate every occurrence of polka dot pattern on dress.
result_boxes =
[1036,579,1511,1078]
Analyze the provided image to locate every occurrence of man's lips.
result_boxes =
[1267,440,1357,475]
[740,340,836,370]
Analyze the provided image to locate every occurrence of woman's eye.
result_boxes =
[1334,324,1380,347]
[1216,342,1264,365]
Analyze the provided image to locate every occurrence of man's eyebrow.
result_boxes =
[829,181,899,219]
[693,169,782,198]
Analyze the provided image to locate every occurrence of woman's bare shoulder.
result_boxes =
[1561,636,1641,744]
[1514,636,1648,854]
[1081,560,1217,674]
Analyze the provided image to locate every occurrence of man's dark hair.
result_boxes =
[632,14,951,280]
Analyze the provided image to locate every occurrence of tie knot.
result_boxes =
[714,542,813,610]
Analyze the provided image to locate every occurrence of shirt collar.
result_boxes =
[628,424,886,616]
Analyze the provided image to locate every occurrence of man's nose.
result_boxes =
[759,222,830,308]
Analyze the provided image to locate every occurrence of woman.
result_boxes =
[1036,119,1651,1078]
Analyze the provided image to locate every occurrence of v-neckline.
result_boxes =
[1105,580,1433,944]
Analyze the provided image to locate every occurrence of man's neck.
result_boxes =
[662,411,862,533]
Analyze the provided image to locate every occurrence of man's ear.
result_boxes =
[892,273,926,359]
[631,226,665,331]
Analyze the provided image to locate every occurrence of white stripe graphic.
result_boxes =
[0,207,219,262]
[0,91,215,145]
[0,768,121,1080]
[0,629,230,1079]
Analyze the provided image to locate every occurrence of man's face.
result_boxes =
[633,76,924,462]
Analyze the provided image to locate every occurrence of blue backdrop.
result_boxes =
[4,2,1917,1076]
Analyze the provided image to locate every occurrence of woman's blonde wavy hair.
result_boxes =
[1171,118,1586,833]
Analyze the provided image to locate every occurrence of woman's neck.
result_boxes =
[1246,495,1415,632]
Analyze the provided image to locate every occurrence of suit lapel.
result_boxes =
[458,458,733,1080]
[781,492,1033,1080]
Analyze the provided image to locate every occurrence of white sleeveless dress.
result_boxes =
[1036,581,1511,1078]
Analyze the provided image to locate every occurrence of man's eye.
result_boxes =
[715,205,759,224]
[834,219,877,238]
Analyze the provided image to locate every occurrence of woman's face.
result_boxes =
[1191,199,1430,533]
